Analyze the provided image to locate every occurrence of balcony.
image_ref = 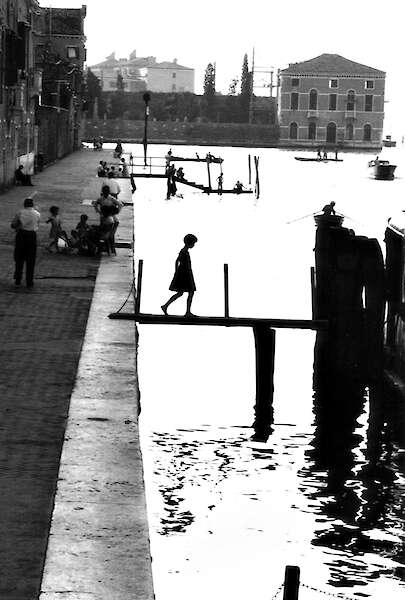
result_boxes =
[307,110,319,119]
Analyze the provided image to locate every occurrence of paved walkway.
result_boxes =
[0,150,153,599]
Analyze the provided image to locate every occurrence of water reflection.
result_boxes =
[299,332,405,589]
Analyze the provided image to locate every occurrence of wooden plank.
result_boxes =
[108,311,328,330]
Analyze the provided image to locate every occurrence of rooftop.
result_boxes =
[280,53,385,76]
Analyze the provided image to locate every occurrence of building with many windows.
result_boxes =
[278,54,385,149]
[89,51,195,94]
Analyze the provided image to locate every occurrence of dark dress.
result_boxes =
[169,247,196,292]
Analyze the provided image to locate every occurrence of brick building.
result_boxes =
[278,54,385,150]
[33,5,87,163]
[89,51,195,94]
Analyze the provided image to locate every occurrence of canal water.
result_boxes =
[128,143,405,599]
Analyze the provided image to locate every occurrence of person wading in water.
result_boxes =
[161,234,198,317]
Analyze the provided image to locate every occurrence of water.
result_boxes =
[125,142,405,599]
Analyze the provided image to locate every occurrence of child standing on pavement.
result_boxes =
[45,205,63,252]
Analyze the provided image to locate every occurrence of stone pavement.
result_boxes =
[0,150,153,599]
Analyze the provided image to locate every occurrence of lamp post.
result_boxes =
[142,91,151,167]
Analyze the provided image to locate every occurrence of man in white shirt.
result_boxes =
[100,171,121,198]
[11,197,41,288]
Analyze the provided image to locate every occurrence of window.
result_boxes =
[172,84,176,92]
[291,78,299,87]
[363,124,372,141]
[67,46,79,59]
[172,72,176,78]
[346,123,354,140]
[290,92,299,110]
[365,94,373,112]
[289,122,298,140]
[365,80,374,89]
[308,122,316,140]
[329,79,338,88]
[329,94,337,110]
[309,89,317,110]
[347,90,355,111]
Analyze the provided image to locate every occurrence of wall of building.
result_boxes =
[147,68,194,93]
[279,73,385,149]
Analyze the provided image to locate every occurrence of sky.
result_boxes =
[42,0,404,136]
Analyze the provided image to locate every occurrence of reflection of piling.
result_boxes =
[252,326,275,441]
[313,217,385,384]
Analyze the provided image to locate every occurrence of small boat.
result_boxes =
[314,213,344,227]
[294,156,343,162]
[368,159,397,180]
[382,135,397,148]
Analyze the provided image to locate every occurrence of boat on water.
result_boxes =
[368,159,397,180]
[294,156,343,163]
[382,135,397,148]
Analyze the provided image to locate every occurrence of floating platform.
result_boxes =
[294,156,343,162]
[169,155,223,164]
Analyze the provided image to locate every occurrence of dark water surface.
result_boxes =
[131,144,405,599]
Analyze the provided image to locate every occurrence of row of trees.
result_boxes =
[84,53,267,124]
[203,54,252,122]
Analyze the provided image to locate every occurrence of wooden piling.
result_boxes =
[224,264,229,318]
[206,157,212,192]
[135,259,143,314]
[248,154,252,185]
[283,566,300,600]
[252,325,275,441]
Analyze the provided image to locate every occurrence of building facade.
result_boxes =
[89,51,195,94]
[0,1,86,189]
[278,54,385,149]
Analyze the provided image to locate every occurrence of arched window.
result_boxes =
[346,123,354,140]
[326,122,337,144]
[363,124,372,141]
[309,89,318,110]
[289,122,298,140]
[347,90,355,111]
[308,122,316,140]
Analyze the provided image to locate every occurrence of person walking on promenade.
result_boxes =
[101,171,121,198]
[45,205,64,252]
[11,197,40,288]
[161,234,198,317]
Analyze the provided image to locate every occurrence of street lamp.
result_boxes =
[142,91,151,167]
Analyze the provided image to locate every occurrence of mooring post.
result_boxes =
[283,565,300,600]
[248,154,252,185]
[134,259,143,314]
[224,263,229,318]
[252,325,275,441]
[206,157,212,192]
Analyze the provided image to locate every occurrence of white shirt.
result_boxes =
[101,178,121,196]
[12,207,40,231]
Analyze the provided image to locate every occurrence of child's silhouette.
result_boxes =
[161,234,198,317]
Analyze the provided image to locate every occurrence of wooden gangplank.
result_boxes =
[169,155,223,164]
[109,311,327,330]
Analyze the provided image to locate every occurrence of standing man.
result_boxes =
[11,197,40,288]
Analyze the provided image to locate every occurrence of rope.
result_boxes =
[113,278,136,314]
[269,582,284,600]
[301,582,361,600]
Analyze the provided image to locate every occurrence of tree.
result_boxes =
[203,62,216,120]
[239,53,252,122]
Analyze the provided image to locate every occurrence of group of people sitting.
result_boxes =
[44,179,123,257]
[97,158,129,179]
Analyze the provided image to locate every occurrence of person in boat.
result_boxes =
[334,148,339,160]
[161,234,198,317]
[322,149,328,160]
[316,147,322,159]
[165,149,172,168]
[217,173,223,194]
[322,201,336,216]
[233,180,244,193]
[166,164,177,199]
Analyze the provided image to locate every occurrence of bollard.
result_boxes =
[283,565,300,600]
[134,259,143,314]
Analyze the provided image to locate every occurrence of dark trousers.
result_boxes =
[14,230,37,286]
